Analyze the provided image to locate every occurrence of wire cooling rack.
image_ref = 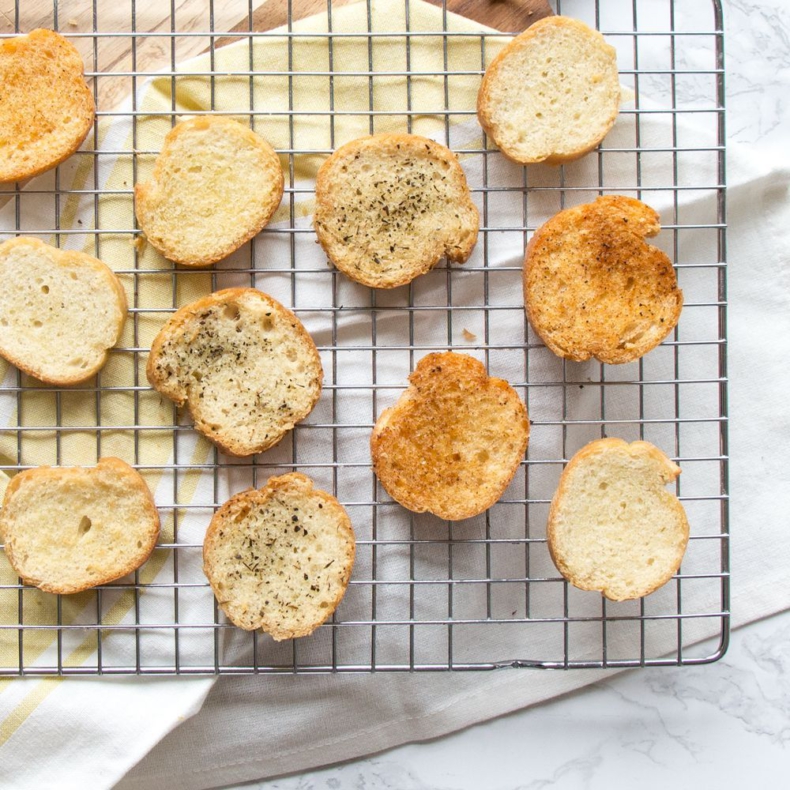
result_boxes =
[0,0,728,674]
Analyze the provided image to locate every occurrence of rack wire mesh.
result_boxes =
[0,0,728,674]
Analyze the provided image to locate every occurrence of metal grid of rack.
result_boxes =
[0,0,728,674]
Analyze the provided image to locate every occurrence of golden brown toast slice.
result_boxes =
[371,352,529,521]
[524,195,683,364]
[0,29,94,183]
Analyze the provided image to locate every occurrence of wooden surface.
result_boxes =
[2,0,553,111]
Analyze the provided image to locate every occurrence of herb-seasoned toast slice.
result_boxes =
[314,133,479,288]
[147,288,322,457]
[203,473,355,639]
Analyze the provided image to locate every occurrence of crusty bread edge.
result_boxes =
[1,457,161,595]
[134,117,285,268]
[523,196,684,364]
[546,438,690,601]
[477,16,621,166]
[370,352,529,521]
[146,287,323,457]
[0,237,128,385]
[314,133,479,289]
[203,472,356,638]
[0,29,95,184]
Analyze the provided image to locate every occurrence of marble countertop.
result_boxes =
[225,1,790,787]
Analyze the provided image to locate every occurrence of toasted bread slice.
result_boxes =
[203,473,355,639]
[547,438,689,601]
[524,196,683,364]
[147,288,322,457]
[0,29,95,183]
[0,458,160,595]
[477,16,620,165]
[0,237,127,385]
[135,117,284,267]
[313,134,479,288]
[371,352,529,521]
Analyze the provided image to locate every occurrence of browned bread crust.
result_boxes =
[547,438,689,601]
[371,352,529,521]
[135,117,284,267]
[0,29,95,183]
[524,195,683,364]
[146,288,323,457]
[203,473,355,639]
[0,458,160,595]
[314,133,479,288]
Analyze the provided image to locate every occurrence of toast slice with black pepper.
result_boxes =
[146,288,323,457]
[313,133,479,289]
[203,473,355,639]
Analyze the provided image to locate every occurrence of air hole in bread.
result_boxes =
[32,320,42,328]
[69,271,78,280]
[452,452,461,462]
[222,304,240,322]
[261,317,273,331]
[188,165,203,173]
[78,515,92,535]
[192,370,203,381]
[599,481,608,490]
[41,284,49,294]
[285,348,298,363]
[477,449,490,463]
[137,540,143,548]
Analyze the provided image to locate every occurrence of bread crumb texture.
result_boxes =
[0,458,160,595]
[0,29,94,183]
[203,473,355,639]
[371,352,529,521]
[547,438,689,601]
[0,237,127,385]
[147,288,323,457]
[135,117,284,266]
[477,16,620,165]
[524,195,683,364]
[314,133,479,288]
